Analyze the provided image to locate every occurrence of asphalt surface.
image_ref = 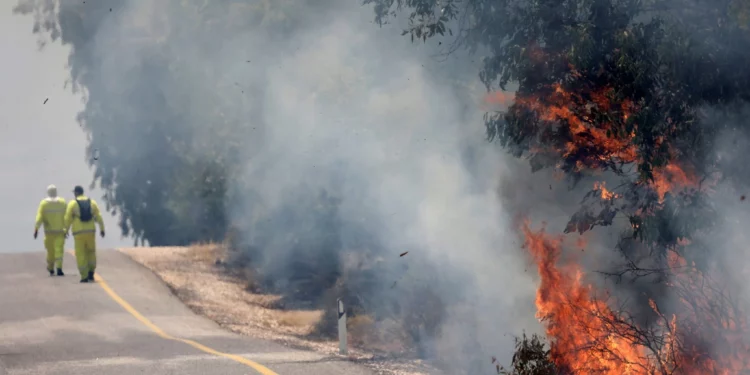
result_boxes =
[0,251,373,375]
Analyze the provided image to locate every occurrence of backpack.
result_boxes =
[76,199,93,222]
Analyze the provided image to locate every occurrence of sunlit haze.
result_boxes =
[0,3,129,252]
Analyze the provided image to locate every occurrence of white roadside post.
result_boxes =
[337,298,347,355]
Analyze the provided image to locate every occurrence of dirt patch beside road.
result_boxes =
[121,245,437,375]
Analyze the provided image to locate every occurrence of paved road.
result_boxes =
[0,251,373,375]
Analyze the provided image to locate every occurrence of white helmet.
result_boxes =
[47,184,57,198]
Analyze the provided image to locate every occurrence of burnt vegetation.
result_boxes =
[367,0,750,373]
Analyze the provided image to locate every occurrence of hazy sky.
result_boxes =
[1,3,129,252]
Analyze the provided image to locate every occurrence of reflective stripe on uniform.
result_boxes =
[72,229,96,235]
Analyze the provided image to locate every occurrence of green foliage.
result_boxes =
[16,1,460,360]
[495,333,557,375]
[369,0,750,369]
[374,0,748,178]
[366,0,750,255]
[13,0,330,246]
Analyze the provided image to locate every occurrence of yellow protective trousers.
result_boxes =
[44,232,65,271]
[73,232,97,278]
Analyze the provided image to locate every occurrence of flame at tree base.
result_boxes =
[520,221,750,375]
[522,222,650,374]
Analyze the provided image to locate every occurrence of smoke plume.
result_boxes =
[12,0,565,372]
[19,0,750,372]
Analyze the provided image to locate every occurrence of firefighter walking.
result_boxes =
[64,185,105,283]
[34,185,67,276]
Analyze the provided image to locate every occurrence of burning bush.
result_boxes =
[370,0,750,372]
[517,221,750,374]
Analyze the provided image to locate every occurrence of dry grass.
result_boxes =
[121,244,438,375]
[277,310,324,328]
[348,315,379,347]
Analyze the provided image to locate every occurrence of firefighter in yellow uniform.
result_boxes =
[34,184,67,276]
[64,186,105,283]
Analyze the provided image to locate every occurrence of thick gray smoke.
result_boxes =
[18,0,750,372]
[12,0,559,371]
[213,4,543,370]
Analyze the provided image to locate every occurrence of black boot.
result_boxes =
[48,269,54,277]
[87,271,95,282]
[80,278,89,283]
[56,268,64,276]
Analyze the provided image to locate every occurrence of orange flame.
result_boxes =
[651,163,700,201]
[515,84,638,172]
[594,181,619,200]
[510,83,711,200]
[522,221,650,374]
[483,90,515,108]
[505,61,745,374]
[521,221,750,374]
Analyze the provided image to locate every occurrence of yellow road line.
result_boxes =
[67,251,278,375]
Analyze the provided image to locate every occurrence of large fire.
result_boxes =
[521,221,750,374]
[488,75,747,374]
[522,221,651,374]
[514,84,638,172]
[484,84,705,200]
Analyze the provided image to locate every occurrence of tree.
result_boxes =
[13,0,333,246]
[366,0,750,371]
[14,1,470,358]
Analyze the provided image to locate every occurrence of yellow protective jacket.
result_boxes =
[64,195,105,236]
[35,197,67,234]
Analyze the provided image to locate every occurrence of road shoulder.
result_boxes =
[120,246,435,375]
